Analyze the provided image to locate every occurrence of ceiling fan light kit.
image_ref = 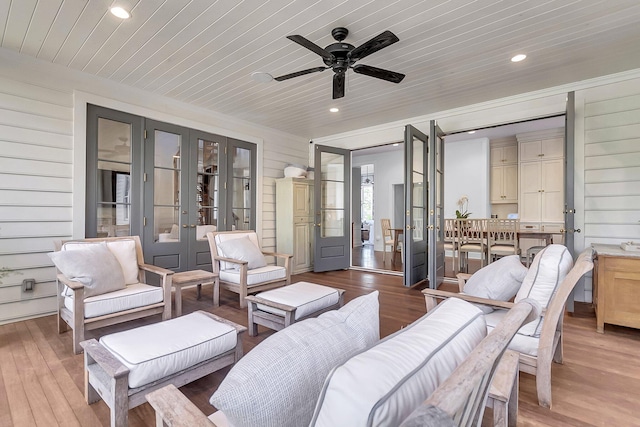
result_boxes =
[274,27,405,99]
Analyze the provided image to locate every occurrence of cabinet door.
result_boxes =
[503,164,518,202]
[541,159,564,222]
[503,145,518,163]
[292,182,311,217]
[519,162,541,222]
[491,146,504,166]
[519,140,541,162]
[490,166,505,203]
[541,137,564,159]
[293,222,311,271]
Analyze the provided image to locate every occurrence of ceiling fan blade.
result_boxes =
[287,35,336,62]
[352,64,405,83]
[348,30,399,62]
[274,67,327,81]
[333,73,345,99]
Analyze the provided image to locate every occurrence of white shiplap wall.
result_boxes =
[0,76,74,323]
[577,81,640,302]
[0,49,307,324]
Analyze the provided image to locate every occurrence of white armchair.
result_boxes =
[423,245,594,408]
[207,230,292,308]
[51,236,173,354]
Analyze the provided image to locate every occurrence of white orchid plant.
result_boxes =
[456,195,472,218]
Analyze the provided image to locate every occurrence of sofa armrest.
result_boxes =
[261,251,293,260]
[139,263,174,278]
[146,384,217,427]
[422,289,515,312]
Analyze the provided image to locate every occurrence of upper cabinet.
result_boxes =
[519,136,564,161]
[516,128,565,225]
[490,138,518,204]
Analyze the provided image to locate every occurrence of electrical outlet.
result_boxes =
[22,278,35,292]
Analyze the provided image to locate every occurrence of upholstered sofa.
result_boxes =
[146,291,536,426]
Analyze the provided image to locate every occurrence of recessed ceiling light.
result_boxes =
[329,107,339,113]
[251,71,273,83]
[511,54,527,62]
[110,6,131,19]
[468,130,476,134]
[393,143,399,147]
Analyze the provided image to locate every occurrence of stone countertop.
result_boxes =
[592,243,640,258]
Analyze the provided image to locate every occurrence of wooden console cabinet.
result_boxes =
[592,244,640,333]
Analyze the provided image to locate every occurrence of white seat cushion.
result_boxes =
[485,309,540,356]
[219,265,286,286]
[99,311,237,389]
[64,282,163,319]
[255,282,341,320]
[310,297,486,427]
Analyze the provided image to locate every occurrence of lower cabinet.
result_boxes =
[593,244,640,333]
[276,178,314,274]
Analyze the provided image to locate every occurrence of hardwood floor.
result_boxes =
[2,269,640,426]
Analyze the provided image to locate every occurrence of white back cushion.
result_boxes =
[310,297,486,427]
[105,239,139,284]
[515,244,573,309]
[210,291,380,427]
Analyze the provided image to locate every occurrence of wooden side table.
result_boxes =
[172,270,219,317]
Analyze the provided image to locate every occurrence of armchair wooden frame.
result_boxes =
[55,236,173,355]
[206,230,292,308]
[422,248,594,409]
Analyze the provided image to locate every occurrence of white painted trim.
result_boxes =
[313,67,640,147]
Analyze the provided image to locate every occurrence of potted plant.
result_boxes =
[456,195,472,219]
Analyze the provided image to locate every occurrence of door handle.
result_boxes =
[182,224,188,228]
[190,224,196,228]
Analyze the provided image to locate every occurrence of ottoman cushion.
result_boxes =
[256,282,341,320]
[99,311,237,388]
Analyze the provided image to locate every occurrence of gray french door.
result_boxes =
[564,92,576,255]
[314,144,351,272]
[143,121,230,271]
[404,125,428,286]
[428,120,445,289]
[86,105,256,272]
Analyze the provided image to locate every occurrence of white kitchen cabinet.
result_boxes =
[276,177,314,274]
[519,137,564,161]
[490,141,518,203]
[517,129,565,256]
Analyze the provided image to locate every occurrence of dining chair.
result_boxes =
[380,218,398,263]
[444,219,459,273]
[487,219,520,263]
[458,218,487,273]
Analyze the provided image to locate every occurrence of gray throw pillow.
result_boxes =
[463,255,528,313]
[209,290,380,427]
[217,235,267,270]
[49,242,126,298]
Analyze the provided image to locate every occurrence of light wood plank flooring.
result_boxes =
[1,269,639,426]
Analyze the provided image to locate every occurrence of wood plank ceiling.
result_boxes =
[2,0,640,138]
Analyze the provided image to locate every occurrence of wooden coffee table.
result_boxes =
[172,270,219,317]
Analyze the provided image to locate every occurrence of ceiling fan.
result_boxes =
[274,27,405,99]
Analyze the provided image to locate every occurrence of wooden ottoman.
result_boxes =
[245,281,345,336]
[80,311,246,427]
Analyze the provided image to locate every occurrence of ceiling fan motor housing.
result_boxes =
[324,42,355,72]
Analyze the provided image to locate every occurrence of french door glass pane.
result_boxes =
[154,130,181,242]
[96,118,132,237]
[232,147,252,230]
[320,152,345,237]
[412,137,426,243]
